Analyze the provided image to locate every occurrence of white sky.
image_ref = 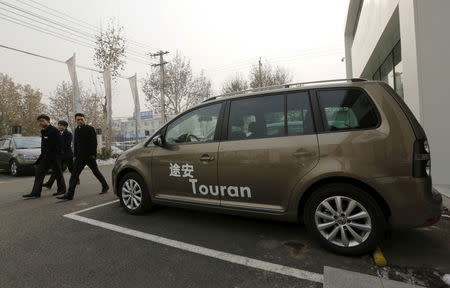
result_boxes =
[0,0,349,117]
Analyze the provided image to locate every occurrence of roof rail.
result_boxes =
[203,78,367,102]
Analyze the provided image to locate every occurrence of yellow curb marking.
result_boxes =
[373,246,387,267]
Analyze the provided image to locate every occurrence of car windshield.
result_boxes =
[14,137,41,149]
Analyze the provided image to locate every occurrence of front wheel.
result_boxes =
[10,160,21,177]
[304,183,386,256]
[118,172,152,214]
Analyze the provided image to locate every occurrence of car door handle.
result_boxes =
[293,151,314,157]
[200,154,215,161]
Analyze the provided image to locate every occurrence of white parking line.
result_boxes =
[64,200,324,284]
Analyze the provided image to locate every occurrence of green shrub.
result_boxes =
[97,147,112,160]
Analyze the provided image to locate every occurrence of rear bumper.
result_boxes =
[368,177,442,229]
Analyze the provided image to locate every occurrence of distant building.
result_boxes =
[112,111,175,139]
[345,0,450,187]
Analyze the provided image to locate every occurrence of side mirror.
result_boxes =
[152,135,164,147]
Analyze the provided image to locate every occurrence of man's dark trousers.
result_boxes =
[31,157,66,196]
[66,157,107,198]
[45,155,74,188]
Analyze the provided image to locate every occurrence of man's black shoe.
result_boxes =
[42,183,52,189]
[22,194,40,198]
[100,186,109,195]
[56,194,73,200]
[52,191,65,196]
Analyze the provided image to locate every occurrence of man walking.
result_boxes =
[42,120,79,194]
[58,113,109,200]
[23,114,66,198]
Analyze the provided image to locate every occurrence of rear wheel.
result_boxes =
[304,183,386,255]
[9,160,21,177]
[118,172,152,214]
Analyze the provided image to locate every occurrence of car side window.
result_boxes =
[2,139,10,150]
[287,92,315,135]
[165,103,221,145]
[318,89,379,131]
[228,94,285,140]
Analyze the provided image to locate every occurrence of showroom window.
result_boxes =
[371,41,404,99]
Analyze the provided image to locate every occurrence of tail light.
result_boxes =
[413,139,431,177]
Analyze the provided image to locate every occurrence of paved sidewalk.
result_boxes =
[324,267,425,288]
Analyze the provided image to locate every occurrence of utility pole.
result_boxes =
[150,51,169,126]
[258,57,262,87]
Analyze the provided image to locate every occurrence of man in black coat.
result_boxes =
[23,114,66,198]
[58,113,109,200]
[42,120,79,194]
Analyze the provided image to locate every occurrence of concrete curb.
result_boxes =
[323,266,425,288]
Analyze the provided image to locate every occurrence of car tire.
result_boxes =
[9,160,21,177]
[303,183,386,256]
[118,172,152,214]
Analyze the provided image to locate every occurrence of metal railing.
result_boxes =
[203,78,368,102]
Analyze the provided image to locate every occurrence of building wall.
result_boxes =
[349,0,399,77]
[404,0,450,186]
[346,0,450,185]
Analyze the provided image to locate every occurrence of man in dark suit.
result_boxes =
[23,114,66,198]
[58,113,109,200]
[42,120,79,194]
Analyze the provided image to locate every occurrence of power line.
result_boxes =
[0,43,100,73]
[0,15,153,66]
[0,43,131,76]
[16,0,161,53]
[208,50,344,74]
[0,1,154,62]
[208,47,344,73]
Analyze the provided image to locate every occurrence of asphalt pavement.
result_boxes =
[0,165,449,288]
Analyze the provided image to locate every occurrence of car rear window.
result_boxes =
[317,89,379,131]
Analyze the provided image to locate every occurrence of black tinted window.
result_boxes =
[287,92,314,135]
[228,95,285,140]
[318,89,378,131]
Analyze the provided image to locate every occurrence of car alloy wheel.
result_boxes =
[314,196,372,248]
[121,179,143,210]
[10,161,18,176]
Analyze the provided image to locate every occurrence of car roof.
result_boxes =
[199,78,374,107]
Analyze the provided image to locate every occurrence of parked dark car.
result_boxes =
[0,136,41,176]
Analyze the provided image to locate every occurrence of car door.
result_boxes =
[218,92,319,212]
[0,139,6,169]
[151,102,224,206]
[0,139,12,169]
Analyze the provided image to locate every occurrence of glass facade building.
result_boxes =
[371,42,403,98]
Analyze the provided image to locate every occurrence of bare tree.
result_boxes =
[249,60,292,88]
[47,81,74,130]
[142,52,212,115]
[93,18,126,152]
[221,73,248,94]
[0,74,45,136]
[47,81,105,132]
[93,19,126,78]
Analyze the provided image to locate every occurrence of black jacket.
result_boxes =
[74,124,97,159]
[36,124,59,164]
[58,129,73,158]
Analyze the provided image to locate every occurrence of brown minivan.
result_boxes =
[112,79,442,255]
